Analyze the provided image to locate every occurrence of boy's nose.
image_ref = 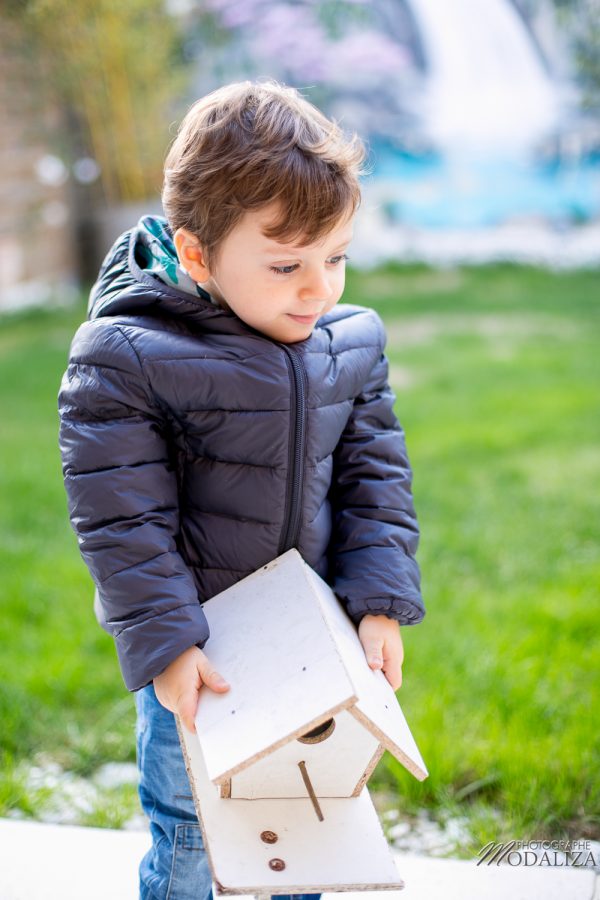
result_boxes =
[299,271,334,304]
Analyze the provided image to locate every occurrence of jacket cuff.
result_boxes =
[115,602,210,692]
[343,597,425,627]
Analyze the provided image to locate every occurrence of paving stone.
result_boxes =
[0,819,596,900]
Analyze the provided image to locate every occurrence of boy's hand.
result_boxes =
[153,645,230,733]
[358,614,404,691]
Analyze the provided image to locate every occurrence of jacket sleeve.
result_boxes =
[58,321,209,691]
[328,332,424,626]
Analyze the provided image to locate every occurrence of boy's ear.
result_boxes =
[173,227,211,282]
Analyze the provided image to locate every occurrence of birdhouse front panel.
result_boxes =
[228,709,381,799]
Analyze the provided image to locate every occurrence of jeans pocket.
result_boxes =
[166,823,212,900]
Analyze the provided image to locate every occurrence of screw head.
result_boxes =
[260,830,278,844]
[269,858,286,871]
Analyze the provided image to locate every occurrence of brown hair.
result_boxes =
[162,79,368,271]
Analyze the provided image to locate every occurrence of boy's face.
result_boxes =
[175,201,354,344]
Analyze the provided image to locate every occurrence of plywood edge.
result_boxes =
[349,706,429,781]
[219,779,231,799]
[175,714,221,878]
[351,744,386,797]
[212,696,358,786]
[213,878,405,895]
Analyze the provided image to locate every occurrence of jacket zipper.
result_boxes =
[278,345,307,554]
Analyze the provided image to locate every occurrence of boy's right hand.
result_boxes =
[153,645,230,734]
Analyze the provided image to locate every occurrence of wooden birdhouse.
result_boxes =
[177,549,428,896]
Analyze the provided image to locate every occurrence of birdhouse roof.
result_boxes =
[193,549,428,787]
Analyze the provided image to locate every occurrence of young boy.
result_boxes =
[58,79,425,900]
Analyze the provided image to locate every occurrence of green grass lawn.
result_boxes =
[1,263,598,851]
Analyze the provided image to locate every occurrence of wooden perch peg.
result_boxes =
[298,760,324,822]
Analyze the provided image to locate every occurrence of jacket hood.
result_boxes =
[87,215,251,337]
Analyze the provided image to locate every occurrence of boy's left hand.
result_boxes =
[358,614,404,691]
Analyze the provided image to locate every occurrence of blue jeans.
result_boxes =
[135,683,322,900]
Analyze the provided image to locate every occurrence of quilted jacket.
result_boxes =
[57,218,424,692]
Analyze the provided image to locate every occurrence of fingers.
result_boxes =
[382,657,403,692]
[154,647,231,735]
[362,638,385,670]
[197,659,231,693]
[175,663,230,733]
[382,630,404,691]
[358,616,405,692]
[364,639,403,690]
[177,686,200,734]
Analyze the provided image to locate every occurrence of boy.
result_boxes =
[58,79,425,900]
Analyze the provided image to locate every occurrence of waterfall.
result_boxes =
[406,0,560,153]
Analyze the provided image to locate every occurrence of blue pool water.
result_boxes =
[369,139,600,229]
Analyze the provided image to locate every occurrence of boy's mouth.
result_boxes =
[287,313,321,324]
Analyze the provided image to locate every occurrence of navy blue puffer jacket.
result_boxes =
[58,219,424,692]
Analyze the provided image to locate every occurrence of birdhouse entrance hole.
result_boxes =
[297,717,336,744]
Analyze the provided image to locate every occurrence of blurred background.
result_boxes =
[2,0,600,306]
[1,0,598,865]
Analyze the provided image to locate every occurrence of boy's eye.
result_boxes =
[270,264,298,275]
[269,254,349,276]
